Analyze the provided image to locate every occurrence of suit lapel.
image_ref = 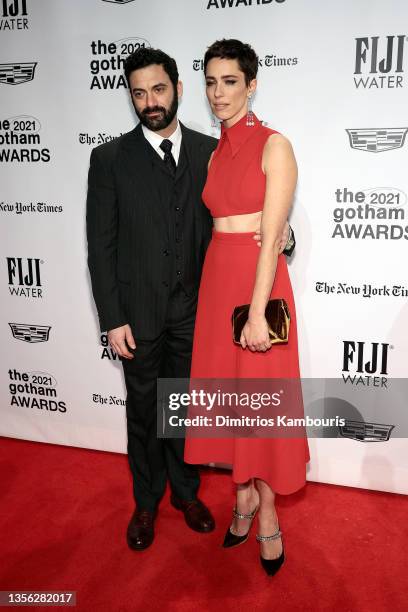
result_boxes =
[180,123,206,202]
[120,124,169,231]
[120,123,209,241]
[121,124,160,200]
[175,140,188,181]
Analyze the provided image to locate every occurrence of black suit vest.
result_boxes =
[147,140,203,295]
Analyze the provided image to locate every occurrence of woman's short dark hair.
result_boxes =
[204,39,258,85]
[124,47,179,90]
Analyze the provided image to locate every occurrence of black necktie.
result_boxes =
[159,139,177,176]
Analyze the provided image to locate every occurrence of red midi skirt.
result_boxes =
[184,230,309,495]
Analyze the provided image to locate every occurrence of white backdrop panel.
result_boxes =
[1,0,407,493]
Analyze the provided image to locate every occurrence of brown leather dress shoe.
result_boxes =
[171,495,215,533]
[127,509,156,550]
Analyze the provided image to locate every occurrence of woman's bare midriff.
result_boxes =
[213,210,262,233]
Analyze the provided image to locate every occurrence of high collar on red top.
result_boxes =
[220,112,261,157]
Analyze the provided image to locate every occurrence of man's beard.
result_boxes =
[135,91,178,131]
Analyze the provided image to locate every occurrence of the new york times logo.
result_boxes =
[315,280,408,299]
[0,200,62,214]
[7,257,43,298]
[93,393,126,406]
[90,38,150,90]
[0,116,50,162]
[78,130,124,146]
[8,369,67,413]
[1,0,29,30]
[193,53,297,71]
[354,35,406,89]
[342,340,391,388]
[207,0,285,9]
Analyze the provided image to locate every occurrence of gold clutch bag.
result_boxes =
[232,299,290,345]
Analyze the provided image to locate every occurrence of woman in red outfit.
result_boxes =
[184,39,309,575]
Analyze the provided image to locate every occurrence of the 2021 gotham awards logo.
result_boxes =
[0,0,29,31]
[206,0,286,9]
[346,127,408,153]
[8,369,67,413]
[0,116,50,162]
[354,35,406,89]
[342,340,391,387]
[89,37,150,90]
[100,332,122,361]
[331,186,407,241]
[193,53,297,71]
[9,323,51,343]
[6,257,44,298]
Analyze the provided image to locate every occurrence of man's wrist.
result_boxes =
[283,226,296,256]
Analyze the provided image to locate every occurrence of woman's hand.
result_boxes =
[240,315,271,352]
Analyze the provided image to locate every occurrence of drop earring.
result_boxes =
[246,95,254,127]
[211,113,217,128]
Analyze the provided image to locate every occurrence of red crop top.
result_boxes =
[202,113,278,218]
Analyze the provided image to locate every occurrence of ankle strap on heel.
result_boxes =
[233,506,258,520]
[256,528,282,542]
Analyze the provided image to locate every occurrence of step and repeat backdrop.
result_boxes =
[1,0,407,494]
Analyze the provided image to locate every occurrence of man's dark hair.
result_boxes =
[204,39,258,85]
[124,47,179,89]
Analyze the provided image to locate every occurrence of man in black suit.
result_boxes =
[87,48,218,550]
[87,48,293,551]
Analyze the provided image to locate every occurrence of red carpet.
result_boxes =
[0,437,407,612]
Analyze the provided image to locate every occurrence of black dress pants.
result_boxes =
[122,284,200,512]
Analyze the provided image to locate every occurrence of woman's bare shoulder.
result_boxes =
[264,131,293,152]
[261,131,296,173]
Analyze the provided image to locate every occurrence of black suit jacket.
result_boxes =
[86,123,218,338]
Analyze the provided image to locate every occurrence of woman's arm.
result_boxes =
[241,134,298,351]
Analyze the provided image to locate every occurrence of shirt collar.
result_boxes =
[220,113,261,157]
[141,120,182,152]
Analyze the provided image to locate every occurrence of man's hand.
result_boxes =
[108,324,136,359]
[278,221,290,254]
[252,221,290,251]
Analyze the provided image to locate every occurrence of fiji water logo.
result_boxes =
[6,257,44,298]
[342,340,391,387]
[0,0,29,31]
[354,35,406,89]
